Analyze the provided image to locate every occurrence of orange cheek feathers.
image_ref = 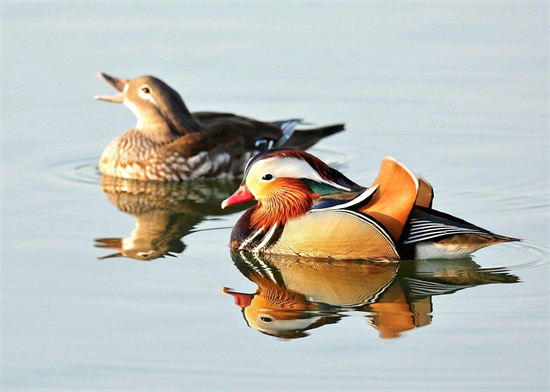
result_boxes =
[221,185,255,209]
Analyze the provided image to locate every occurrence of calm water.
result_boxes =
[2,2,548,390]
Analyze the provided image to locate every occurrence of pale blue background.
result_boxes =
[2,2,548,390]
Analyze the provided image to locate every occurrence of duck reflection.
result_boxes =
[94,175,247,260]
[223,250,519,339]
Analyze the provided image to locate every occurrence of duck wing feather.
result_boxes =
[359,158,419,242]
[193,112,345,150]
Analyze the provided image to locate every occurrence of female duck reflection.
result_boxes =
[223,251,518,339]
[95,176,249,260]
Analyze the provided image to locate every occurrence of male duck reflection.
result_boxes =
[222,150,517,260]
[223,251,518,339]
[95,73,344,181]
[95,176,246,260]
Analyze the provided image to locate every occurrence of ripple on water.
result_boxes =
[498,240,549,272]
[9,154,103,195]
[468,239,549,278]
[42,150,548,272]
[48,156,103,187]
[43,148,349,189]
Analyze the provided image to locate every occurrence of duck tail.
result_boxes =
[278,123,345,150]
[400,207,519,259]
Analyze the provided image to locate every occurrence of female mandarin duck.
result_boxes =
[221,150,517,261]
[95,73,344,181]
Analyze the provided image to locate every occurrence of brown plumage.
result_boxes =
[95,73,345,181]
[94,176,245,260]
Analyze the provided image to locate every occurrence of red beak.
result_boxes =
[221,185,255,209]
[222,287,254,308]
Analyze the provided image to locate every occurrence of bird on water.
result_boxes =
[95,73,345,181]
[222,149,517,261]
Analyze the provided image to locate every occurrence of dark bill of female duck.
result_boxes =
[221,149,518,261]
[94,73,346,181]
[94,73,127,103]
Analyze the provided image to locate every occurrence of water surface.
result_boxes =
[2,2,548,390]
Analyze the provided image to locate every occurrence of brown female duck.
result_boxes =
[95,73,344,181]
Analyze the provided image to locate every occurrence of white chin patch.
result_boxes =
[123,98,143,128]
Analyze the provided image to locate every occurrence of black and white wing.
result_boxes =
[401,207,497,245]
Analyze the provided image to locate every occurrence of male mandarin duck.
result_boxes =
[221,150,518,261]
[95,73,344,181]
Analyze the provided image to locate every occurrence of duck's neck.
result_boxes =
[134,112,180,145]
[127,99,203,144]
[251,180,314,229]
[136,122,180,145]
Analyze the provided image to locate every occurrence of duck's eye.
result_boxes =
[260,316,273,323]
[261,174,274,181]
[141,87,150,94]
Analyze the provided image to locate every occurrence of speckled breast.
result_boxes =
[99,142,245,181]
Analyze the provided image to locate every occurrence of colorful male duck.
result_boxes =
[95,73,344,181]
[221,150,517,260]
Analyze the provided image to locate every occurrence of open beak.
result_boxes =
[97,252,124,260]
[94,72,128,103]
[221,185,255,209]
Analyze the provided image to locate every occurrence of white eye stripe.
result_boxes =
[249,157,317,180]
[138,85,159,107]
[247,157,349,190]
